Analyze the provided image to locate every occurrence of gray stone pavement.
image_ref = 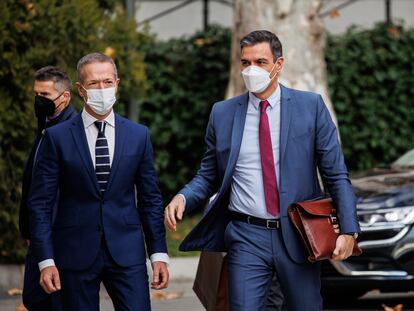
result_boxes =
[1,257,414,310]
[0,279,203,311]
[0,257,203,311]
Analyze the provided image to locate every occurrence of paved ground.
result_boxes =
[2,281,414,310]
[0,280,203,311]
[1,258,414,310]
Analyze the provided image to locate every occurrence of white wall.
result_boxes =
[136,1,232,40]
[136,0,414,40]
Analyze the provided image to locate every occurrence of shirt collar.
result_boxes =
[249,83,281,110]
[81,108,115,129]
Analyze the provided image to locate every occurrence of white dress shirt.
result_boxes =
[228,85,281,219]
[39,109,169,271]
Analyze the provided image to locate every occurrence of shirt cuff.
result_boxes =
[38,259,55,271]
[177,194,186,209]
[150,253,170,265]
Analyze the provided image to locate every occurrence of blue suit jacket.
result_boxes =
[19,106,77,240]
[179,85,360,263]
[29,113,166,270]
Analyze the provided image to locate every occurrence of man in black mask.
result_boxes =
[19,66,76,310]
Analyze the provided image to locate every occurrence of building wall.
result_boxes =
[136,0,414,40]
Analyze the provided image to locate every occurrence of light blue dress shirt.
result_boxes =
[228,85,281,219]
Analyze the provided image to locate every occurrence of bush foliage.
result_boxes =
[140,25,231,200]
[326,23,414,169]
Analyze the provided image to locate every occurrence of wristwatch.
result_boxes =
[344,232,359,239]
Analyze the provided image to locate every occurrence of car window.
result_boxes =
[392,148,414,168]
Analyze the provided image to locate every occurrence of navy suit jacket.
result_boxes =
[19,106,76,240]
[29,113,167,270]
[179,85,360,263]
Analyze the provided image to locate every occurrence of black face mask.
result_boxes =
[34,95,59,119]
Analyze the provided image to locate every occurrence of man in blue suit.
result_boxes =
[29,53,169,310]
[20,66,76,311]
[165,30,360,310]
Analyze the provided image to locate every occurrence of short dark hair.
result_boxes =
[34,66,71,93]
[76,52,118,83]
[240,30,283,61]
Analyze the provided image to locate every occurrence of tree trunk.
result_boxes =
[226,0,337,125]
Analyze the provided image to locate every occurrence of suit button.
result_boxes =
[96,225,101,232]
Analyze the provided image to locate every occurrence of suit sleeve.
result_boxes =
[178,105,220,214]
[135,128,167,256]
[28,130,59,262]
[315,95,361,234]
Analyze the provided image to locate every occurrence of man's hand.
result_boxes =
[39,266,61,294]
[151,261,169,290]
[331,234,356,261]
[164,195,185,231]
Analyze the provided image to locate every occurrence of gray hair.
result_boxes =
[76,52,118,83]
[34,66,71,93]
[240,30,283,61]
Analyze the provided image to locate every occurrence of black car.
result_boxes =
[321,148,414,304]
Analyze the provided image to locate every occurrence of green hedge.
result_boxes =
[140,25,231,201]
[0,0,146,263]
[326,23,414,169]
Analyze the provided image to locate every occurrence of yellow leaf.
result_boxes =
[104,47,116,59]
[15,303,27,311]
[8,288,23,296]
[151,291,183,300]
[382,304,404,311]
[170,233,183,241]
[16,303,28,311]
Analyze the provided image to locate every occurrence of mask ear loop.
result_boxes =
[268,59,280,81]
[52,91,68,114]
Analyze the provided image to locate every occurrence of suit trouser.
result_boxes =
[58,239,150,311]
[23,246,62,311]
[224,220,322,311]
[265,273,287,311]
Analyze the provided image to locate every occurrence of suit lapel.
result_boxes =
[280,84,292,165]
[70,115,100,194]
[106,114,126,192]
[221,93,249,191]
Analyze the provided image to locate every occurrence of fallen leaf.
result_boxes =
[8,288,23,296]
[169,233,183,241]
[151,291,183,300]
[329,9,340,19]
[382,304,404,311]
[15,303,27,311]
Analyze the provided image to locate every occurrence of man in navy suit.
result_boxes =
[20,66,76,310]
[29,53,169,310]
[165,30,360,310]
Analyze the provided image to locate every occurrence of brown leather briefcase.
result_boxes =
[288,198,362,262]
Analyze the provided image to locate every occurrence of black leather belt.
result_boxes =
[230,211,281,229]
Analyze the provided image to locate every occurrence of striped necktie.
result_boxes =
[94,121,111,193]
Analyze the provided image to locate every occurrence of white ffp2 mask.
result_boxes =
[241,63,277,93]
[83,87,117,115]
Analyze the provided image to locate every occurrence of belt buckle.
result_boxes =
[266,219,278,229]
[246,216,251,224]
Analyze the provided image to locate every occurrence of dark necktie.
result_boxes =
[94,121,111,193]
[259,100,280,216]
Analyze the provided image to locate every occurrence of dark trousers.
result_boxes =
[265,273,287,311]
[59,239,150,311]
[23,246,62,311]
[225,220,322,311]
